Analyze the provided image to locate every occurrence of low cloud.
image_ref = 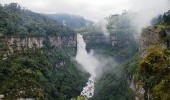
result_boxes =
[1,0,169,22]
[129,0,170,35]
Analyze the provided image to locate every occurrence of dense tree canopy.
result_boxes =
[0,3,87,99]
[0,3,75,37]
[0,47,88,99]
[138,46,170,100]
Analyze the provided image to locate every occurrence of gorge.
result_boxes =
[0,2,170,100]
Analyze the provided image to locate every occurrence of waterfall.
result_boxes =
[76,34,99,99]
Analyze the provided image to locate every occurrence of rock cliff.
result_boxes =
[0,35,77,55]
[135,26,170,100]
[139,26,170,57]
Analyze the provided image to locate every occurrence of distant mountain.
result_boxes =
[46,13,94,29]
[0,3,75,36]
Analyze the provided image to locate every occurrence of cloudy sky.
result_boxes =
[0,0,170,22]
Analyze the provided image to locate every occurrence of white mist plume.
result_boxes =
[76,34,99,77]
[97,0,170,37]
[95,55,118,78]
[75,34,118,98]
[76,34,99,98]
[98,19,110,37]
[128,0,170,36]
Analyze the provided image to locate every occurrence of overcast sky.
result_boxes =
[1,0,170,22]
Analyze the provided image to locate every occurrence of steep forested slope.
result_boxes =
[83,13,138,100]
[46,13,93,29]
[137,10,170,100]
[0,3,88,100]
[0,3,74,36]
[88,10,170,100]
[0,47,88,100]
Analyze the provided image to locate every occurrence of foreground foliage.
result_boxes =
[0,3,87,100]
[138,46,170,100]
[0,47,88,99]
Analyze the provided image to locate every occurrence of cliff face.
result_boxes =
[83,33,110,45]
[136,26,170,100]
[3,37,44,54]
[165,29,170,47]
[135,27,165,99]
[0,35,77,55]
[139,27,170,57]
[139,27,161,57]
[49,35,77,47]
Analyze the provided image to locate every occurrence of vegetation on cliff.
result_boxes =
[137,10,170,100]
[88,13,138,100]
[0,3,88,100]
[0,45,88,100]
[138,45,170,100]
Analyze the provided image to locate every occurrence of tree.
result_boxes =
[138,45,170,100]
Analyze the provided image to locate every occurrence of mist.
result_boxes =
[129,0,170,36]
[75,33,118,98]
[0,0,169,99]
[1,0,170,23]
[97,0,170,38]
[98,19,110,37]
[1,0,170,36]
[76,34,99,77]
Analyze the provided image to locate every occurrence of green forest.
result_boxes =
[76,10,170,100]
[0,3,88,100]
[0,2,170,100]
[137,10,170,100]
[0,3,75,37]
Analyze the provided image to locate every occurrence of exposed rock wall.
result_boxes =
[165,29,170,47]
[0,35,77,55]
[110,34,118,46]
[128,77,145,100]
[137,27,163,100]
[49,35,76,48]
[4,37,44,54]
[137,27,170,100]
[139,27,167,57]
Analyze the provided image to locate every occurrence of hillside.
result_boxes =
[137,10,170,100]
[0,2,170,100]
[0,3,88,100]
[81,10,170,100]
[46,13,93,29]
[77,13,139,100]
[0,3,75,37]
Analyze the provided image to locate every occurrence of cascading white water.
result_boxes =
[76,34,99,99]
